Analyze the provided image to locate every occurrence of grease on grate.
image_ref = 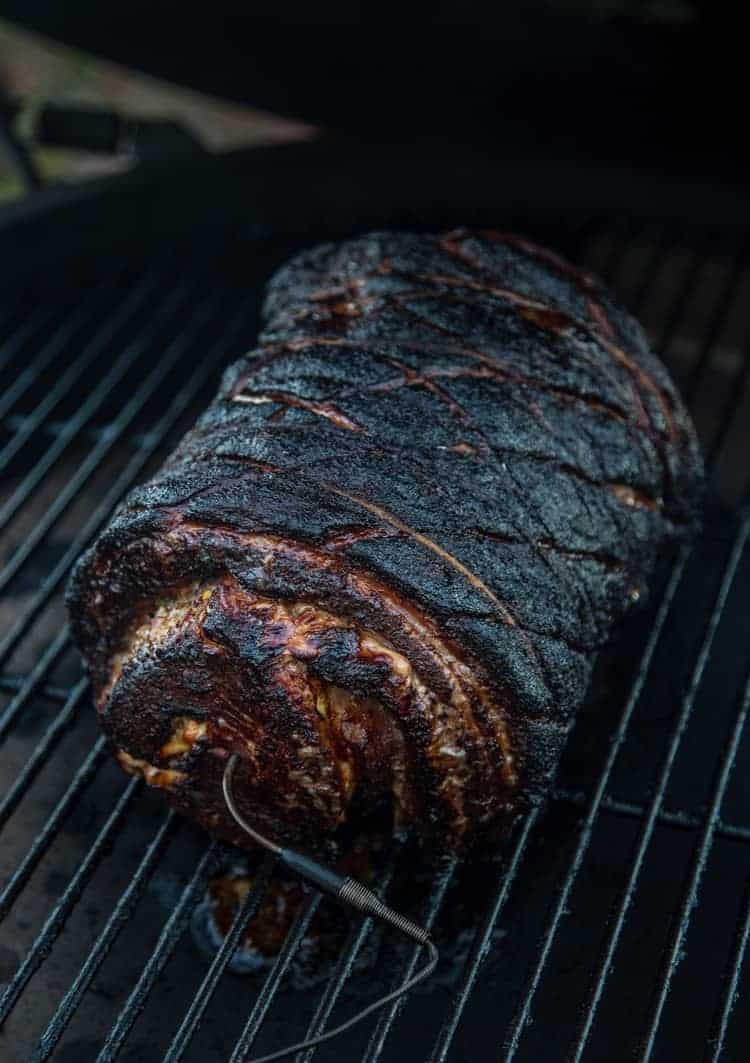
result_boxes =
[190,846,381,986]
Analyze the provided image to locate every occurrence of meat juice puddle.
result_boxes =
[186,847,507,991]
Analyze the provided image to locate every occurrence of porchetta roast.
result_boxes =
[68,230,703,854]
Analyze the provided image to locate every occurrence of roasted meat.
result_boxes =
[67,229,703,853]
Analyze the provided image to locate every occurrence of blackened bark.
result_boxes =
[67,229,703,853]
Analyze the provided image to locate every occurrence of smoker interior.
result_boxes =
[0,190,749,1063]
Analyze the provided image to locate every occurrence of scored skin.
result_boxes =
[67,229,703,854]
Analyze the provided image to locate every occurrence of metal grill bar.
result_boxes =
[296,913,374,1063]
[626,226,674,308]
[228,891,322,1063]
[552,787,750,844]
[0,289,243,669]
[361,855,459,1062]
[586,219,643,280]
[647,235,719,363]
[4,412,111,444]
[684,244,748,401]
[0,675,70,703]
[426,225,692,1062]
[501,271,750,1058]
[0,777,141,1025]
[0,303,90,422]
[96,842,222,1063]
[1,222,748,1063]
[566,515,750,1062]
[0,271,161,476]
[0,277,211,592]
[296,842,406,1063]
[706,878,750,1062]
[0,282,194,555]
[639,644,750,1061]
[163,855,277,1063]
[0,288,254,1039]
[500,553,693,1060]
[32,811,181,1062]
[0,309,59,376]
[704,352,750,470]
[428,811,539,1063]
[0,679,89,830]
[0,628,71,740]
[0,735,109,920]
[0,301,252,1049]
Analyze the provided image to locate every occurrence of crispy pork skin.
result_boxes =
[67,230,703,853]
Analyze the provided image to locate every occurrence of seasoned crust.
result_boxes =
[67,229,704,852]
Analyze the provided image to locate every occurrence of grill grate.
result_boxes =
[0,219,749,1063]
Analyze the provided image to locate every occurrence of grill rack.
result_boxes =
[0,218,748,1062]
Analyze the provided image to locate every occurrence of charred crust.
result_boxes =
[67,229,704,854]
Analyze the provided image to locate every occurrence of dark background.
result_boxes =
[0,7,748,1063]
[1,2,744,173]
[0,3,737,155]
[0,2,746,276]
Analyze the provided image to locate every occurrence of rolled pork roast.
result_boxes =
[67,229,704,854]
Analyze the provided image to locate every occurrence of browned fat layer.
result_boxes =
[319,526,393,550]
[443,442,478,456]
[308,280,368,302]
[607,482,660,511]
[168,522,516,786]
[97,529,516,839]
[93,523,516,837]
[100,582,213,707]
[161,717,208,757]
[585,296,616,340]
[123,605,392,823]
[231,390,365,433]
[116,749,186,789]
